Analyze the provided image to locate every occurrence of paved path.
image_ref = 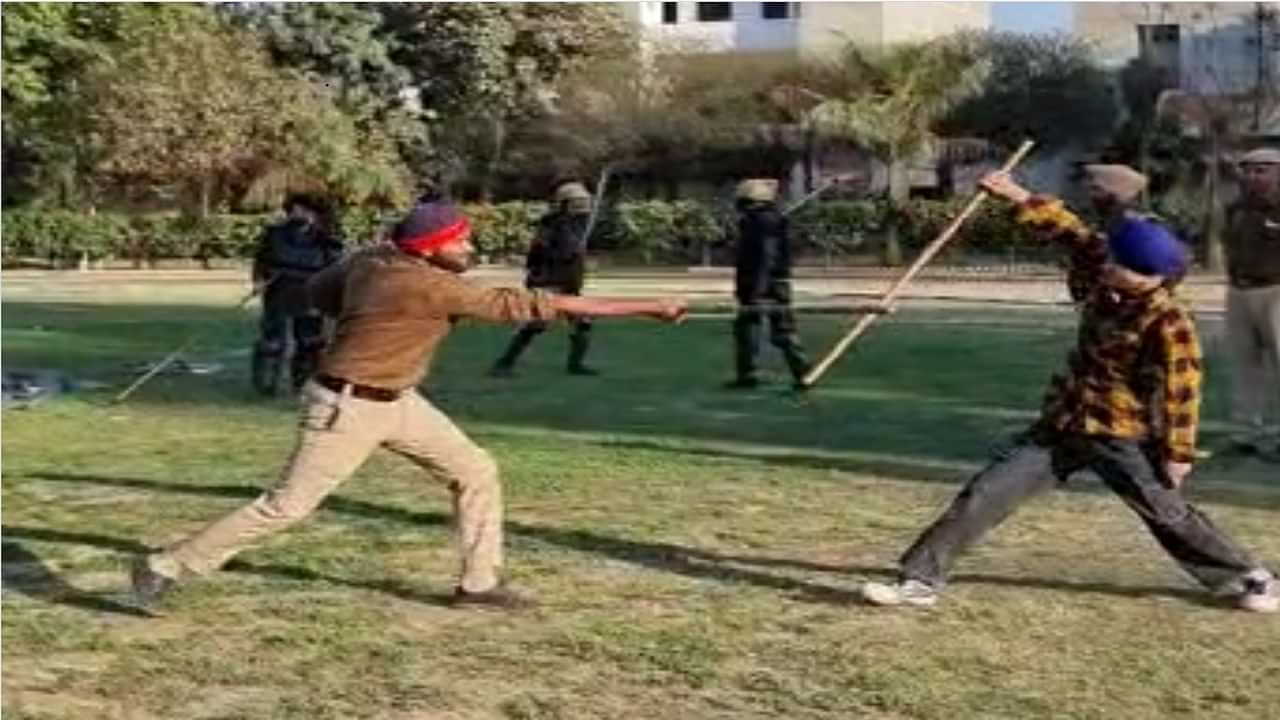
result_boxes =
[2,267,1232,312]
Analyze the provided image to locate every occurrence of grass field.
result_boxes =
[3,276,1278,720]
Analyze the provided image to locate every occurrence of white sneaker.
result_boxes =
[1237,571,1278,614]
[861,579,938,608]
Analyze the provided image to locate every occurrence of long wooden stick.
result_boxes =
[684,301,890,318]
[781,175,850,216]
[580,164,611,252]
[111,283,266,404]
[799,139,1036,389]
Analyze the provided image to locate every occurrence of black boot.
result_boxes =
[251,345,282,397]
[490,326,540,378]
[731,311,761,388]
[566,323,598,376]
[290,345,321,392]
[783,349,812,391]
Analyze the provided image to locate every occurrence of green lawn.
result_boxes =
[3,282,1278,720]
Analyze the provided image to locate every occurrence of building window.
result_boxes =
[662,2,678,24]
[1139,24,1181,44]
[1137,24,1181,89]
[762,2,790,20]
[697,2,732,22]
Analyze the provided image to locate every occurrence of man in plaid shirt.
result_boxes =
[862,165,1277,613]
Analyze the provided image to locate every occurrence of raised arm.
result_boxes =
[980,171,1108,300]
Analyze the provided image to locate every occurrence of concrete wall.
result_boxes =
[796,3,883,57]
[880,2,991,45]
[797,2,989,56]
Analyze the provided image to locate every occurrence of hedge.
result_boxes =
[2,198,1058,268]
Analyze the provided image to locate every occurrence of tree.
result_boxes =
[939,31,1115,153]
[1,3,176,206]
[83,7,411,215]
[377,3,636,198]
[802,36,990,265]
[522,48,794,196]
[226,3,430,175]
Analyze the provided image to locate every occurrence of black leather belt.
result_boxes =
[314,374,401,402]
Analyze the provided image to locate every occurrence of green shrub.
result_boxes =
[462,202,547,261]
[0,194,1098,268]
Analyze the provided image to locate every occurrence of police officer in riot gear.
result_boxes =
[727,178,810,389]
[489,180,598,377]
[251,193,343,395]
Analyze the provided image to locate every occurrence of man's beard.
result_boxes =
[428,252,473,274]
[1091,196,1119,217]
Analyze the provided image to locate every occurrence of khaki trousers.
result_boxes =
[149,380,504,593]
[1227,285,1280,433]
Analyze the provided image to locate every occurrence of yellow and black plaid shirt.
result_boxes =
[1016,196,1202,463]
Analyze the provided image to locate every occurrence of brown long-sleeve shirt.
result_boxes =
[1224,192,1280,287]
[308,245,559,390]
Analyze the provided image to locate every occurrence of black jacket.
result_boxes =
[735,202,791,303]
[253,219,344,313]
[526,212,588,293]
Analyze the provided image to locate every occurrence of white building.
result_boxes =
[620,2,991,57]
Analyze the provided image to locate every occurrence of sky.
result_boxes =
[991,2,1074,35]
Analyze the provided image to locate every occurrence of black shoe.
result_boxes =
[723,377,760,390]
[449,583,536,610]
[567,365,599,377]
[130,555,175,609]
[488,365,516,379]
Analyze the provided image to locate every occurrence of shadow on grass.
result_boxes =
[1,525,455,609]
[10,472,1221,609]
[0,538,152,617]
[590,438,1280,512]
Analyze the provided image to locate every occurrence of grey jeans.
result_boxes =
[900,435,1263,593]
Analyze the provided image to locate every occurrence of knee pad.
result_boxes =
[255,339,286,357]
[296,337,327,353]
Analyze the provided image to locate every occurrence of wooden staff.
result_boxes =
[112,280,271,404]
[579,164,611,252]
[781,174,854,216]
[684,302,890,319]
[799,139,1036,389]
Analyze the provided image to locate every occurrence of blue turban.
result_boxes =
[1108,218,1189,277]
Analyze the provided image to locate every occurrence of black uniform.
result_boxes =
[731,199,809,387]
[251,217,343,395]
[490,211,595,375]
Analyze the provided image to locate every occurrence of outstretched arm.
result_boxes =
[550,295,687,323]
[980,171,1107,300]
[434,271,687,325]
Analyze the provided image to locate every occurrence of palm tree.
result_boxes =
[801,36,989,265]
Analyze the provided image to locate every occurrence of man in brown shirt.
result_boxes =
[1224,147,1280,458]
[131,198,687,610]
